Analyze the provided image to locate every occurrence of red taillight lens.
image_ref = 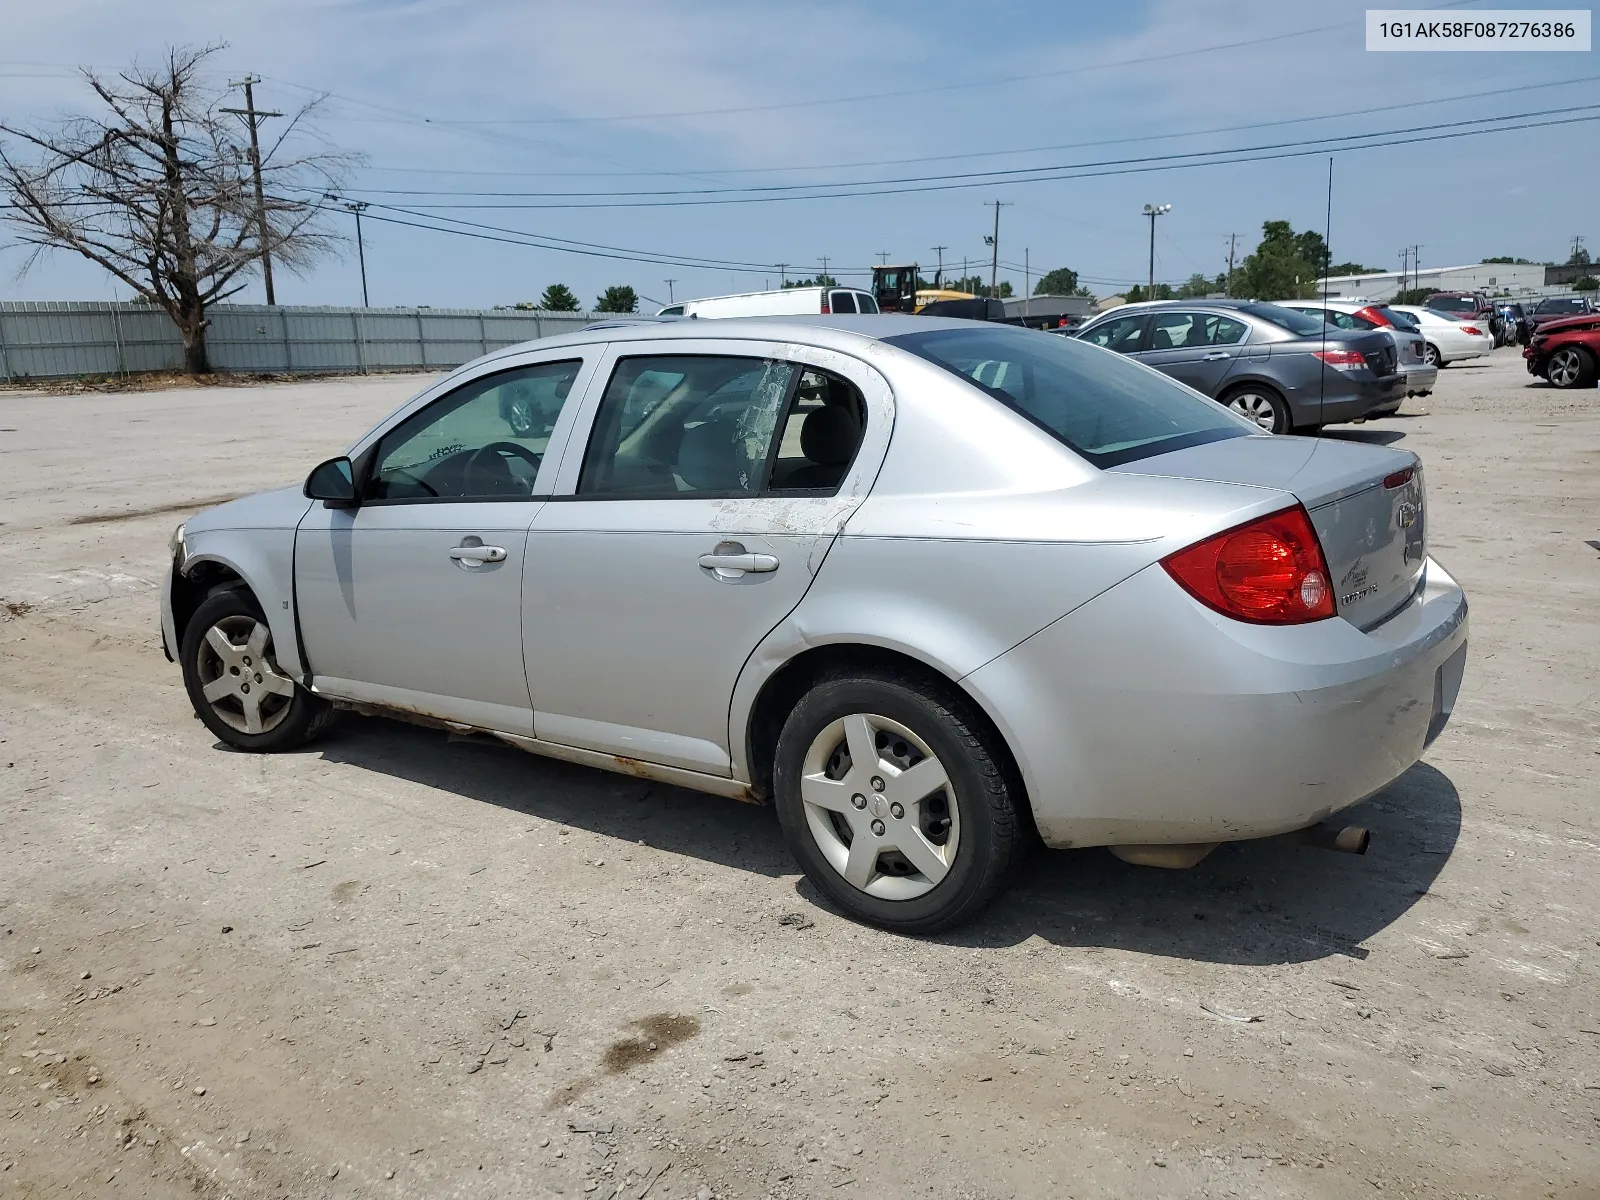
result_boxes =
[1313,348,1366,368]
[821,302,831,314]
[1161,506,1336,625]
[1460,325,1482,336]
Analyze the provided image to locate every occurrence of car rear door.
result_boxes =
[1138,310,1248,396]
[522,338,892,776]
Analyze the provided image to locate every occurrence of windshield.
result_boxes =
[1537,298,1586,313]
[886,325,1250,468]
[1428,296,1475,313]
[1238,303,1326,336]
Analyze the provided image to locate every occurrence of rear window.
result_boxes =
[1427,296,1475,313]
[1376,307,1419,331]
[1537,298,1587,313]
[1238,303,1326,337]
[886,325,1249,468]
[829,291,857,314]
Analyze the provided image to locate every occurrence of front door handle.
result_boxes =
[1202,350,1231,361]
[450,545,507,564]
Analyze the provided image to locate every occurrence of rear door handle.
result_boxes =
[698,552,778,575]
[1203,350,1231,361]
[450,545,507,564]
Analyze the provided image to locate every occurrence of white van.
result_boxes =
[657,286,880,319]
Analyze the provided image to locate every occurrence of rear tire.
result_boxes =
[772,671,1025,934]
[180,589,334,752]
[1546,345,1596,390]
[1423,342,1447,368]
[1220,384,1290,434]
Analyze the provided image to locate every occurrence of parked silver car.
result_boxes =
[1073,300,1408,434]
[1272,301,1437,399]
[161,317,1467,931]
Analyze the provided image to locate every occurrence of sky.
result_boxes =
[1,0,1596,310]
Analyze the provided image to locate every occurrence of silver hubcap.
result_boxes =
[1425,344,1439,365]
[196,615,296,735]
[1549,349,1580,386]
[800,714,959,900]
[1227,392,1278,431]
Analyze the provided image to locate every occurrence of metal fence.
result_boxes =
[0,301,599,381]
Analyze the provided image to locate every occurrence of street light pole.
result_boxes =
[1142,203,1171,296]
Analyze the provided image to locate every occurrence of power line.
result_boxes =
[327,102,1600,203]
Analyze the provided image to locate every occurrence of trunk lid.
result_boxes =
[1114,437,1426,629]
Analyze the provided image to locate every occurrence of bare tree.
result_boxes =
[0,45,359,373]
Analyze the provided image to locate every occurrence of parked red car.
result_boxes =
[1524,313,1600,389]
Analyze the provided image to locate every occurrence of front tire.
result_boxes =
[772,672,1024,934]
[1546,346,1596,390]
[180,589,334,751]
[1423,342,1448,368]
[1220,384,1290,434]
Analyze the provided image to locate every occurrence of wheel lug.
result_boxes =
[870,776,885,792]
[240,683,251,694]
[850,794,867,810]
[890,802,904,819]
[254,673,263,683]
[870,819,885,837]
[243,656,252,666]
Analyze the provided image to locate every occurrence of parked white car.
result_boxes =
[1272,300,1436,398]
[659,286,879,319]
[1385,306,1495,367]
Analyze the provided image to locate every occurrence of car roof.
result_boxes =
[473,313,1005,361]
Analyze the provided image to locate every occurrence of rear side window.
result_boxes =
[1239,303,1325,336]
[856,292,880,314]
[887,325,1248,468]
[1079,313,1148,352]
[829,291,857,314]
[1377,307,1419,330]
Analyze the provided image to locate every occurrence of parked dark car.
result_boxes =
[1527,295,1600,332]
[1497,301,1532,346]
[1525,312,1600,388]
[1072,300,1405,434]
[917,296,1008,322]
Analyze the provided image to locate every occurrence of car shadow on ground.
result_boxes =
[308,716,1460,968]
[1323,428,1407,446]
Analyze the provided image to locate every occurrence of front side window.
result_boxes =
[829,291,858,314]
[366,360,581,501]
[1079,313,1149,353]
[888,325,1248,468]
[579,356,797,497]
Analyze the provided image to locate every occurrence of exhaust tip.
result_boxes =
[1298,822,1371,855]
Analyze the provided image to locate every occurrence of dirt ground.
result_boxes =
[2,353,1596,1200]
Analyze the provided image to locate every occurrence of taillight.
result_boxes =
[1161,506,1336,625]
[1383,465,1415,489]
[821,301,831,314]
[1313,348,1366,369]
[1460,325,1482,336]
[1354,306,1390,326]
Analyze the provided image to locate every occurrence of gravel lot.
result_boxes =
[2,352,1597,1199]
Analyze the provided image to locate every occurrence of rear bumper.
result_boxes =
[1301,374,1407,424]
[964,556,1468,849]
[1402,363,1438,395]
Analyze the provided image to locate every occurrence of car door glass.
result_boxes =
[830,291,857,314]
[856,292,880,313]
[1150,312,1204,349]
[1205,315,1248,344]
[767,368,866,492]
[1082,314,1148,352]
[578,355,798,497]
[366,360,581,501]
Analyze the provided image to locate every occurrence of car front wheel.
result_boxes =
[1546,346,1596,389]
[1423,342,1447,367]
[180,589,334,751]
[773,672,1025,933]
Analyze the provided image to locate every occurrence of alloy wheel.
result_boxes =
[1548,348,1582,388]
[1227,391,1279,432]
[195,615,297,735]
[799,713,960,900]
[1424,343,1440,366]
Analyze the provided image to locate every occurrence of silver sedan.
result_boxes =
[160,316,1468,932]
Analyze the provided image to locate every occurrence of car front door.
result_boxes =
[522,340,889,776]
[294,355,593,733]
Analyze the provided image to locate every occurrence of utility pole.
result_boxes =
[1397,246,1410,297]
[1573,234,1587,263]
[1141,203,1171,296]
[1224,232,1240,296]
[1412,244,1423,293]
[930,245,946,286]
[984,200,1011,297]
[876,251,891,266]
[1023,247,1030,321]
[664,278,676,303]
[324,194,370,306]
[817,255,830,282]
[776,263,789,287]
[222,77,283,305]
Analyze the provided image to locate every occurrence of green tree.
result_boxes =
[1235,220,1320,300]
[1569,245,1591,266]
[1393,286,1434,305]
[1176,273,1213,298]
[1033,267,1079,295]
[594,285,638,313]
[781,274,840,289]
[1574,275,1598,291]
[1125,283,1174,303]
[1328,262,1380,276]
[538,283,580,311]
[945,274,1011,298]
[1482,256,1536,265]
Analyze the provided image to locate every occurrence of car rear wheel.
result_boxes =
[1546,346,1596,390]
[772,672,1024,933]
[181,589,335,752]
[1423,342,1447,368]
[1220,385,1289,434]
